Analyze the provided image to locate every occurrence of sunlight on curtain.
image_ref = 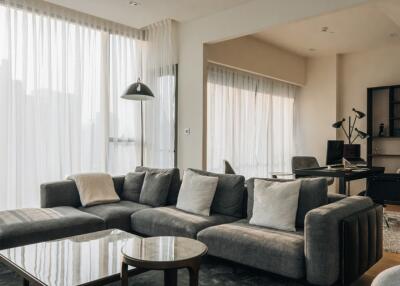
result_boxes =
[108,34,143,174]
[0,1,177,210]
[143,20,177,168]
[207,64,297,178]
[0,3,107,210]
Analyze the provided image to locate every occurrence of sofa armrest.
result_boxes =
[40,180,81,208]
[304,196,374,285]
[40,176,125,208]
[341,204,383,285]
[327,193,346,204]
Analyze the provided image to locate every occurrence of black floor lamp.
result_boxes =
[121,78,154,166]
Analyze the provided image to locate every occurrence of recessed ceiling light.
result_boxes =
[321,26,334,34]
[128,1,140,6]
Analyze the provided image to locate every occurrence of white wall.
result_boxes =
[337,44,400,194]
[338,44,400,143]
[206,36,307,86]
[177,0,369,171]
[297,56,338,164]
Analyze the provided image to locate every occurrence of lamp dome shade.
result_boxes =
[121,81,154,101]
[352,108,366,119]
[355,128,370,139]
[332,118,345,128]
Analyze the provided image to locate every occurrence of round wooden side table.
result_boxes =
[121,236,207,286]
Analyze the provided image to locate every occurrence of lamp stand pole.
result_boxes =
[140,100,144,166]
[348,116,351,144]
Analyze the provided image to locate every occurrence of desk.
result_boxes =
[294,166,385,195]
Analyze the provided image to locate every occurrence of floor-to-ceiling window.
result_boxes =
[0,1,176,210]
[207,63,297,177]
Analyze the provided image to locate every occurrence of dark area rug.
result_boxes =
[0,257,304,286]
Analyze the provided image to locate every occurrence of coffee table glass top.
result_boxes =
[122,236,207,263]
[0,229,141,286]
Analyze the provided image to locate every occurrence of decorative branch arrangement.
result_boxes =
[332,108,369,144]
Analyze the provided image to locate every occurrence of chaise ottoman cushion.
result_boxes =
[197,219,305,279]
[0,207,105,250]
[79,201,150,231]
[131,206,238,238]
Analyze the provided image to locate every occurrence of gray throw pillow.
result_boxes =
[176,170,219,216]
[120,172,146,202]
[295,178,328,227]
[139,171,173,207]
[250,179,301,232]
[135,167,181,205]
[246,177,328,227]
[188,169,245,218]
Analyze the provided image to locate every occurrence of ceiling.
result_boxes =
[45,0,252,28]
[252,0,400,57]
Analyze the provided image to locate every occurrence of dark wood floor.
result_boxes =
[352,205,400,286]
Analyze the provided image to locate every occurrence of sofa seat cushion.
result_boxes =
[197,220,305,279]
[130,206,238,238]
[0,207,105,250]
[80,201,150,231]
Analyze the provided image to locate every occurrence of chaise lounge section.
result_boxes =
[0,207,105,249]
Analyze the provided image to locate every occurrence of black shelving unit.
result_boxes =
[367,85,400,168]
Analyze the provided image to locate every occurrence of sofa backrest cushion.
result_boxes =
[139,171,173,207]
[295,178,328,227]
[135,167,181,205]
[121,172,146,202]
[188,168,245,218]
[246,177,328,227]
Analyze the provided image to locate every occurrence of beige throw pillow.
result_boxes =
[250,179,301,232]
[176,169,219,216]
[67,173,120,207]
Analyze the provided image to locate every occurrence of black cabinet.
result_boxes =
[367,85,400,170]
[367,174,400,204]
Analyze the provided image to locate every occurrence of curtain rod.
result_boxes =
[207,60,303,87]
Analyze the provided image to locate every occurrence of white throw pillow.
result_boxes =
[67,173,120,207]
[176,169,219,216]
[250,179,301,232]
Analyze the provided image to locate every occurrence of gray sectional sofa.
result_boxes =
[0,168,383,286]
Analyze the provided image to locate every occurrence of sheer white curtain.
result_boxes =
[0,0,177,210]
[207,64,297,178]
[143,20,177,168]
[0,1,109,210]
[108,34,143,174]
[108,20,177,172]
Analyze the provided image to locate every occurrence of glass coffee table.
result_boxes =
[121,236,208,286]
[0,229,145,286]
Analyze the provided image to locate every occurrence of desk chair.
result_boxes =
[365,174,400,227]
[223,160,236,174]
[292,156,334,186]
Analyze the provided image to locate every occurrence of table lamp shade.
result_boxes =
[121,80,154,101]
